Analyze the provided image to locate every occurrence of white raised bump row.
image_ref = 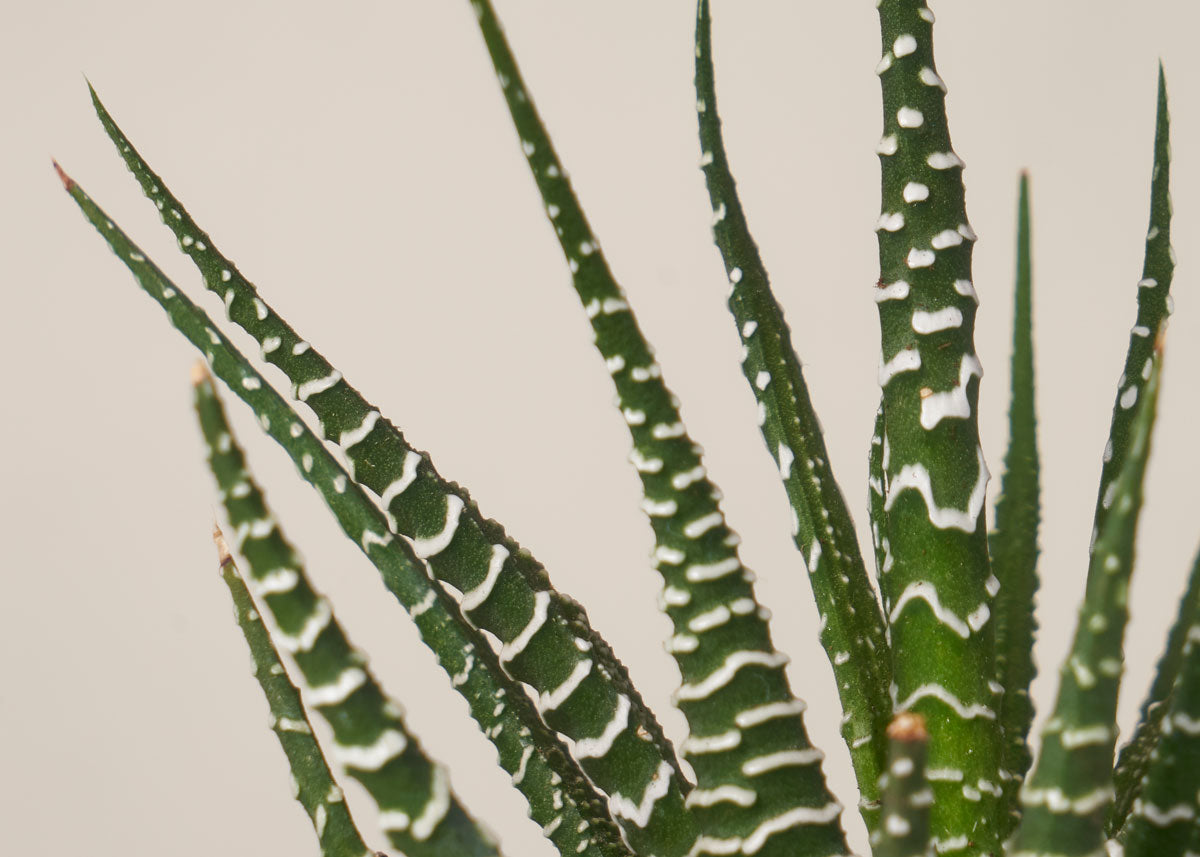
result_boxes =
[339,409,381,450]
[296,370,343,401]
[894,682,996,720]
[336,728,409,771]
[903,182,930,203]
[674,651,790,702]
[672,465,708,490]
[501,590,551,662]
[888,581,970,638]
[277,599,333,653]
[685,785,757,808]
[630,448,664,473]
[920,353,983,429]
[912,307,963,333]
[411,767,451,840]
[380,450,423,508]
[608,760,674,828]
[462,544,510,612]
[907,248,936,268]
[684,557,741,583]
[919,67,947,91]
[879,347,921,386]
[574,693,631,759]
[307,667,368,707]
[735,699,808,728]
[687,604,732,633]
[741,802,844,854]
[682,729,741,755]
[1020,784,1113,816]
[683,512,724,538]
[930,229,964,250]
[412,495,465,559]
[897,107,925,128]
[539,659,594,712]
[875,280,911,303]
[885,445,988,532]
[927,151,964,170]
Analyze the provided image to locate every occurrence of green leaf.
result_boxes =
[211,528,373,857]
[1109,544,1200,836]
[988,173,1041,834]
[1088,65,1174,553]
[872,3,1003,852]
[57,166,632,857]
[1117,604,1200,857]
[695,0,892,825]
[85,86,690,857]
[467,2,851,854]
[869,714,933,857]
[1013,349,1164,857]
[195,366,498,857]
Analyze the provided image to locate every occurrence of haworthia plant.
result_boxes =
[57,2,1196,856]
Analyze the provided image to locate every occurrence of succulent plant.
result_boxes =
[54,1,1198,856]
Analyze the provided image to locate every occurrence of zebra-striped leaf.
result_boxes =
[870,714,933,857]
[212,526,373,857]
[58,166,631,857]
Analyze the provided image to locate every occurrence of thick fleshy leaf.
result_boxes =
[869,714,933,857]
[695,0,891,825]
[988,173,1041,833]
[1088,65,1174,554]
[1013,349,1163,857]
[195,367,498,857]
[872,3,1003,852]
[467,3,851,855]
[86,87,689,857]
[1109,545,1200,835]
[58,166,631,857]
[212,528,373,857]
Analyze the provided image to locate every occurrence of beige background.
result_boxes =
[4,1,1200,855]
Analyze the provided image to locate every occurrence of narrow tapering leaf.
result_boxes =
[86,87,689,857]
[1089,65,1174,552]
[873,3,1002,852]
[870,714,933,857]
[695,0,891,823]
[1013,349,1164,857]
[195,366,498,857]
[1109,545,1200,835]
[211,527,373,857]
[58,167,630,857]
[989,173,1041,833]
[469,3,853,855]
[869,403,890,592]
[1117,616,1200,857]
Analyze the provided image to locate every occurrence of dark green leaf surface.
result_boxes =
[1013,351,1163,857]
[988,174,1041,834]
[212,530,373,857]
[86,87,690,857]
[1109,546,1200,836]
[873,2,1003,852]
[196,368,498,857]
[468,3,852,856]
[1088,66,1174,555]
[59,167,631,857]
[695,0,891,825]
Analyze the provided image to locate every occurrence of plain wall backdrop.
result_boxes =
[4,1,1200,855]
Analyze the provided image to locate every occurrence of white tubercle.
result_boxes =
[877,212,906,232]
[307,667,367,707]
[877,134,899,156]
[462,545,509,612]
[742,802,844,854]
[501,590,550,662]
[339,409,380,450]
[912,307,963,334]
[1020,785,1114,816]
[927,152,964,170]
[672,465,708,489]
[688,604,732,633]
[879,347,922,386]
[278,599,333,653]
[682,729,741,755]
[778,443,795,479]
[685,785,757,809]
[888,581,971,638]
[641,497,679,517]
[920,353,983,429]
[876,52,895,75]
[895,682,997,720]
[674,651,790,702]
[893,34,918,57]
[742,748,825,777]
[574,693,631,759]
[296,370,342,402]
[412,495,465,558]
[538,659,594,712]
[411,768,451,840]
[735,699,807,728]
[907,248,936,268]
[336,728,408,771]
[380,450,422,509]
[875,280,911,303]
[954,279,979,303]
[919,67,947,91]
[608,761,674,828]
[897,107,925,128]
[931,229,964,249]
[903,182,930,203]
[683,512,724,538]
[885,445,989,533]
[685,557,741,583]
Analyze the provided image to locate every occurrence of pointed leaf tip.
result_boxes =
[888,712,928,742]
[212,523,233,567]
[52,160,74,191]
[190,359,212,387]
